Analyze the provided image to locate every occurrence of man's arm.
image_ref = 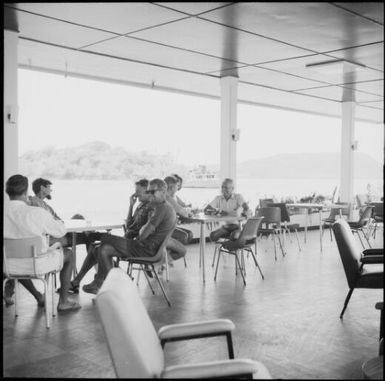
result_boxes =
[204,197,218,213]
[137,220,155,241]
[125,194,137,227]
[38,209,67,238]
[168,196,190,218]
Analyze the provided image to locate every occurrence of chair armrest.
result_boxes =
[360,255,384,264]
[362,248,384,256]
[158,319,234,343]
[161,359,271,379]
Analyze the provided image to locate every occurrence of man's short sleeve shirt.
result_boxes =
[209,193,245,215]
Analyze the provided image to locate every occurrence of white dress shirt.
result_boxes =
[4,200,66,252]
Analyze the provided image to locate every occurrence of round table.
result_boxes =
[362,356,383,379]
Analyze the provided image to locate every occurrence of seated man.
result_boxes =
[204,178,251,242]
[28,177,101,251]
[82,178,176,294]
[172,173,192,208]
[4,174,81,312]
[70,179,152,292]
[164,176,193,263]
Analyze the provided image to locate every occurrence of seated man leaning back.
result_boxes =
[204,178,251,242]
[4,174,81,312]
[82,178,176,294]
[71,179,153,293]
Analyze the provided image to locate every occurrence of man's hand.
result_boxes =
[129,193,138,205]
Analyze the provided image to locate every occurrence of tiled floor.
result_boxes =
[3,227,383,379]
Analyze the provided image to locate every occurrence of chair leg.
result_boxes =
[165,251,169,282]
[234,253,246,285]
[340,288,354,319]
[52,273,56,317]
[212,245,218,267]
[214,248,222,281]
[354,230,366,250]
[248,248,264,280]
[152,265,171,307]
[42,278,50,329]
[329,226,333,242]
[276,232,285,257]
[183,255,187,268]
[140,265,155,295]
[271,234,277,261]
[226,332,235,359]
[14,279,19,318]
[294,229,301,251]
[361,228,372,248]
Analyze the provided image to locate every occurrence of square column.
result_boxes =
[220,76,238,183]
[340,101,355,217]
[4,29,19,182]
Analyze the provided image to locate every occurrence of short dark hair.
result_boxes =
[135,179,149,188]
[149,178,167,191]
[172,174,183,183]
[6,174,29,197]
[164,176,177,186]
[32,178,52,195]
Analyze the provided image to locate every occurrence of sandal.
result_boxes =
[69,281,80,294]
[57,301,82,312]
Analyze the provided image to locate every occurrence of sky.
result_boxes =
[18,69,383,167]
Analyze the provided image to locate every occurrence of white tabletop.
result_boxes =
[64,220,123,233]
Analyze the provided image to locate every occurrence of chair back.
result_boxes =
[356,205,374,227]
[327,203,351,220]
[96,268,164,378]
[255,207,281,227]
[259,198,274,208]
[332,219,362,289]
[238,217,264,242]
[267,202,290,223]
[356,194,367,208]
[371,202,383,219]
[3,236,43,277]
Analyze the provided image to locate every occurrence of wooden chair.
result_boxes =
[214,217,265,285]
[332,219,383,319]
[3,237,63,328]
[96,268,272,378]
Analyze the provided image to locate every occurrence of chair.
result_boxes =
[321,202,351,242]
[347,205,374,249]
[267,202,301,252]
[96,268,271,379]
[3,237,63,328]
[214,217,264,285]
[259,198,274,208]
[255,207,285,261]
[369,202,383,240]
[331,219,383,319]
[121,225,176,307]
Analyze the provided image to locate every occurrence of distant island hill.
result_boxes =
[19,141,383,180]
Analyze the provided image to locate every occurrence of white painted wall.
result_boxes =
[4,30,19,183]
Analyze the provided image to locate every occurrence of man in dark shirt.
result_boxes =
[83,178,176,294]
[70,179,152,293]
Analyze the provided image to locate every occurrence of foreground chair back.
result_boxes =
[3,236,63,328]
[332,219,383,319]
[123,224,176,306]
[96,268,272,378]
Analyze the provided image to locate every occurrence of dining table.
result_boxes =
[184,213,245,283]
[287,203,324,252]
[65,220,124,277]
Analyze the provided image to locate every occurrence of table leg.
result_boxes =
[72,232,78,278]
[304,209,308,243]
[319,209,323,253]
[200,222,206,283]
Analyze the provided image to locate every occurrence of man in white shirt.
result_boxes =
[204,178,251,241]
[4,174,81,312]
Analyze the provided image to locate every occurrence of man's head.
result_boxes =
[134,179,149,202]
[172,174,183,191]
[147,178,167,203]
[32,178,53,200]
[164,176,178,196]
[221,178,234,198]
[6,174,29,201]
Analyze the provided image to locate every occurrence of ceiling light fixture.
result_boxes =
[306,59,366,74]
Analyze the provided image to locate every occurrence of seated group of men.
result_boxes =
[4,174,250,311]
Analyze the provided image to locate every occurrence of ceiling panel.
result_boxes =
[12,2,186,35]
[258,55,384,85]
[238,82,342,117]
[326,43,384,72]
[153,2,231,16]
[18,39,221,98]
[333,2,384,24]
[85,35,240,74]
[342,80,383,97]
[200,2,384,52]
[295,85,382,103]
[131,17,310,65]
[219,65,326,91]
[15,9,114,48]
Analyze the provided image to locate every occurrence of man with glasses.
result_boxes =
[204,178,251,242]
[82,178,176,294]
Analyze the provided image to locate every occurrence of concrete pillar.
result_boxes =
[220,76,238,183]
[340,101,355,218]
[4,29,19,183]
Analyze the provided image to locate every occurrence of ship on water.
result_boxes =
[184,165,221,188]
